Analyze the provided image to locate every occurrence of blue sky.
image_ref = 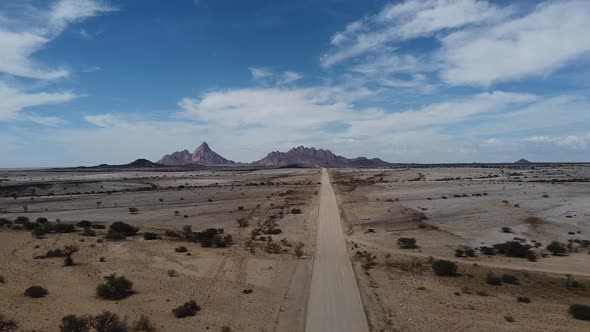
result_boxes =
[1,0,590,167]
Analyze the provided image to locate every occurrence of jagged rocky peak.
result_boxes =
[158,142,235,166]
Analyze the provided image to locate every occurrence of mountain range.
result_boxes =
[157,142,389,167]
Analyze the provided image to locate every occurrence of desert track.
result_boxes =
[305,168,369,332]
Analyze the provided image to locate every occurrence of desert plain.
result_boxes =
[0,164,589,331]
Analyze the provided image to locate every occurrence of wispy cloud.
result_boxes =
[0,0,114,125]
[249,67,303,85]
[0,0,115,80]
[323,0,590,87]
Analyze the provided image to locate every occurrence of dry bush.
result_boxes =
[294,242,305,258]
[266,242,282,254]
[96,274,134,300]
[24,286,48,298]
[431,260,457,276]
[0,314,17,331]
[397,237,418,249]
[132,315,156,332]
[172,300,201,318]
[90,312,128,332]
[236,217,249,227]
[60,315,90,332]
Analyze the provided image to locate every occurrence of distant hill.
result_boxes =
[515,159,532,165]
[158,142,236,166]
[252,145,389,167]
[78,159,164,169]
[157,142,389,167]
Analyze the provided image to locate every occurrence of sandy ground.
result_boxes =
[305,169,368,332]
[0,168,320,331]
[331,166,590,331]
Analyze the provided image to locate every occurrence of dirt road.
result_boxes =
[305,169,369,332]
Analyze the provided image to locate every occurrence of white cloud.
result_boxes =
[248,67,273,80]
[323,0,590,88]
[439,0,590,85]
[322,0,512,67]
[0,0,115,80]
[278,71,302,85]
[249,67,303,85]
[523,133,590,149]
[0,0,112,124]
[0,82,76,121]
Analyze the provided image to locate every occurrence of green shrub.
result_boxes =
[96,274,133,300]
[109,222,138,236]
[172,300,201,318]
[24,286,48,298]
[492,241,533,258]
[455,248,464,257]
[143,232,159,240]
[502,274,520,285]
[90,311,128,332]
[0,314,17,331]
[105,231,127,241]
[431,260,457,276]
[464,248,476,257]
[14,216,29,224]
[76,220,92,228]
[132,315,155,332]
[54,224,76,233]
[0,218,12,227]
[546,241,567,255]
[82,228,97,237]
[32,227,47,238]
[569,304,590,320]
[60,315,90,332]
[175,246,188,253]
[397,237,418,249]
[486,274,502,286]
[36,217,48,224]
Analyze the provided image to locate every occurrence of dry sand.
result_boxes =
[332,166,590,331]
[0,168,320,331]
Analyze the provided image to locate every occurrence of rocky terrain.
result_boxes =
[159,143,389,167]
[158,142,236,166]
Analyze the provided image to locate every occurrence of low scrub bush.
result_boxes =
[76,220,92,228]
[96,274,133,300]
[294,242,305,258]
[24,286,48,298]
[546,241,567,255]
[172,300,201,318]
[492,241,534,258]
[431,260,458,276]
[82,228,97,237]
[105,231,127,241]
[397,237,418,249]
[569,304,590,320]
[60,315,90,332]
[502,274,520,285]
[236,217,249,228]
[164,230,180,238]
[291,208,302,214]
[143,232,159,240]
[175,246,188,253]
[0,314,17,331]
[109,222,138,236]
[90,311,128,332]
[517,297,530,303]
[54,223,76,233]
[486,274,503,286]
[132,315,156,332]
[14,216,29,224]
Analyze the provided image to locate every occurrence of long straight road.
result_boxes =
[305,168,369,332]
